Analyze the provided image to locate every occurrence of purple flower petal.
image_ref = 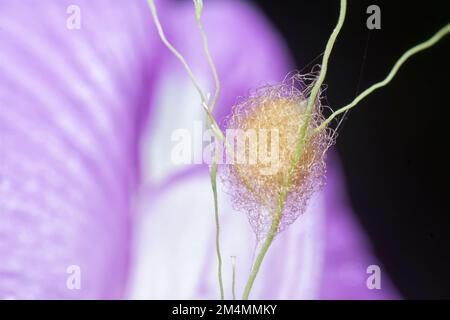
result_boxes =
[0,0,158,299]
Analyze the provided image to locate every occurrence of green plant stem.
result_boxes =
[147,0,207,103]
[293,0,346,169]
[148,0,225,299]
[242,227,277,300]
[242,0,347,300]
[242,195,285,300]
[194,9,226,300]
[314,23,450,134]
[196,20,221,113]
[210,155,224,300]
[231,256,237,300]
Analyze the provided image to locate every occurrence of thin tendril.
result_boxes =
[196,19,221,112]
[193,0,225,300]
[147,0,206,103]
[231,256,237,300]
[210,150,224,299]
[314,23,450,134]
[242,0,348,301]
[148,0,225,299]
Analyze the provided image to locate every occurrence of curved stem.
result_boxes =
[194,6,225,300]
[197,20,221,113]
[293,0,346,170]
[242,0,347,300]
[314,23,450,134]
[147,0,207,103]
[303,0,347,119]
[148,0,226,299]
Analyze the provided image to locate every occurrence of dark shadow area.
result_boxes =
[252,0,450,299]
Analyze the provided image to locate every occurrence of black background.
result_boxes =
[1,300,447,318]
[251,0,450,299]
